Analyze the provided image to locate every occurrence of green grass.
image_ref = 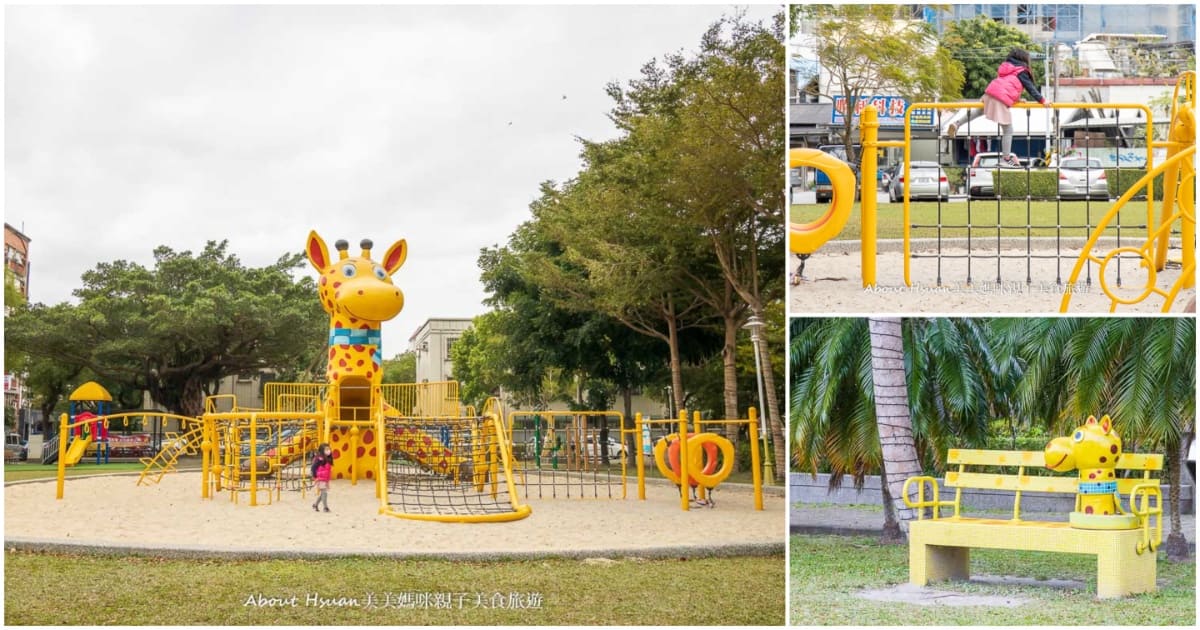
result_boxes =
[5,551,784,625]
[4,462,149,481]
[791,200,1154,241]
[789,534,1196,625]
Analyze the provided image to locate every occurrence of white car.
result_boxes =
[888,161,951,202]
[1056,157,1109,200]
[581,435,626,460]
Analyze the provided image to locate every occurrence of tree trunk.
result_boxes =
[758,332,785,482]
[868,317,921,535]
[878,466,905,544]
[665,298,685,418]
[722,313,740,471]
[179,378,206,418]
[1164,444,1191,561]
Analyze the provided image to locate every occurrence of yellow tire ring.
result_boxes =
[789,148,856,256]
[653,433,735,489]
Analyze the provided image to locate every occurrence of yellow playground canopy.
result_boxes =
[68,381,112,402]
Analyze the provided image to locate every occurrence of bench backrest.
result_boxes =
[942,448,1162,519]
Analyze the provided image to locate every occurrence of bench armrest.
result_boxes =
[902,475,957,520]
[1129,484,1163,554]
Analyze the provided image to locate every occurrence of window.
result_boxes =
[444,337,458,361]
[1017,4,1035,25]
[1051,4,1080,33]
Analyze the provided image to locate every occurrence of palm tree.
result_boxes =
[994,317,1196,561]
[868,318,922,541]
[790,317,1007,541]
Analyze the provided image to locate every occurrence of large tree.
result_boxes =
[799,4,964,163]
[6,241,327,417]
[941,15,1040,99]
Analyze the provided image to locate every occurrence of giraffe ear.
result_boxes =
[307,231,330,271]
[382,239,407,275]
[1085,415,1097,427]
[1100,415,1112,434]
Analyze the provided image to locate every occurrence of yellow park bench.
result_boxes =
[903,447,1164,599]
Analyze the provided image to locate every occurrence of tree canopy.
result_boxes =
[940,15,1040,99]
[797,4,964,162]
[5,241,327,416]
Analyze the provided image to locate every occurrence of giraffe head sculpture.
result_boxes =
[1044,414,1122,474]
[306,231,407,384]
[1045,414,1131,522]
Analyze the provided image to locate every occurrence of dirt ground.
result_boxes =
[4,472,784,557]
[789,239,1195,314]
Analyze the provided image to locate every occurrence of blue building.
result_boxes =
[924,4,1195,45]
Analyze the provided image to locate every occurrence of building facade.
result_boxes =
[927,4,1195,45]
[4,223,31,299]
[408,318,473,384]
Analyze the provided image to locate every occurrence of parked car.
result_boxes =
[888,161,951,202]
[582,435,626,460]
[813,144,861,203]
[5,433,23,462]
[966,152,1029,199]
[1056,157,1108,200]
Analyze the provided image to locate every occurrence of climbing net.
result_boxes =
[206,414,321,505]
[381,414,530,522]
[509,412,629,500]
[900,102,1167,293]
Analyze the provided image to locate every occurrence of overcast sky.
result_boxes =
[5,4,777,352]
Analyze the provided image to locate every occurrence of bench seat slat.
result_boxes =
[945,471,1161,494]
[947,448,1163,471]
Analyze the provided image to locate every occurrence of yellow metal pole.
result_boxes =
[635,413,646,501]
[201,415,211,499]
[375,414,384,502]
[249,413,258,507]
[860,105,879,287]
[55,413,68,500]
[903,107,914,286]
[748,408,763,511]
[692,411,705,503]
[678,409,689,512]
[349,425,360,486]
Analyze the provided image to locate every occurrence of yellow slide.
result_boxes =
[381,403,471,480]
[63,434,93,466]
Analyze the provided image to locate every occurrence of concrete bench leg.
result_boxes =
[910,540,970,586]
[1096,532,1157,599]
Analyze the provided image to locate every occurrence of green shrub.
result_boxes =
[942,166,965,190]
[1106,168,1165,201]
[996,170,1058,199]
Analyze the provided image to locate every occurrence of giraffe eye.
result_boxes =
[341,263,357,278]
[372,265,388,280]
[1073,431,1084,442]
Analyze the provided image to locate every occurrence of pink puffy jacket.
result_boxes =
[984,61,1044,107]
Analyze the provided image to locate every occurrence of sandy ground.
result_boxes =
[4,472,784,558]
[789,239,1195,314]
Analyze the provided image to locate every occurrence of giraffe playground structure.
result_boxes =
[194,231,531,522]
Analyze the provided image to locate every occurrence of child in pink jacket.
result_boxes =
[982,48,1051,167]
[310,443,333,513]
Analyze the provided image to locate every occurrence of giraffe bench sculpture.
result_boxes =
[902,415,1163,599]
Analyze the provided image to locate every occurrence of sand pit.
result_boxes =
[789,239,1195,314]
[4,472,784,559]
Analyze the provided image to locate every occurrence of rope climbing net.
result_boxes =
[380,413,531,522]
